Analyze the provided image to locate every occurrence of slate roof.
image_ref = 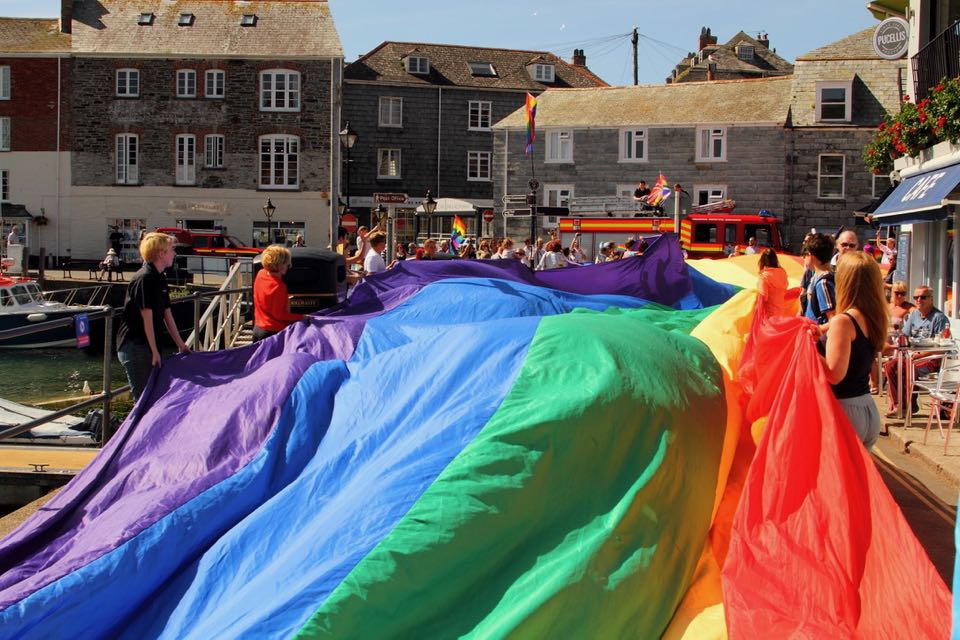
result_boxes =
[796,28,882,61]
[71,0,342,58]
[493,76,792,129]
[672,31,793,83]
[345,42,607,90]
[0,18,70,54]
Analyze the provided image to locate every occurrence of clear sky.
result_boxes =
[2,0,878,85]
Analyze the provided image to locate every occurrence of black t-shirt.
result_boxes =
[117,263,171,349]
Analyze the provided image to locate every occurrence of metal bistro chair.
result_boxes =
[919,350,960,454]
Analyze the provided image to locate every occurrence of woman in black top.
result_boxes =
[818,251,888,449]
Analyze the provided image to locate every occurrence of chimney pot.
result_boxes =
[60,0,72,34]
[572,48,586,66]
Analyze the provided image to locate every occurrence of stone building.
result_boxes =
[0,16,71,261]
[492,77,793,239]
[66,0,343,260]
[785,27,907,236]
[342,42,605,242]
[666,28,793,84]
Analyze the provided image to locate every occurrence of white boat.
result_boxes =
[0,397,97,445]
[0,276,109,349]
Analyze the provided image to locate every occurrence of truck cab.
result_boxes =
[679,212,784,258]
[154,228,261,258]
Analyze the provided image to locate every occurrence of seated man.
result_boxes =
[98,248,121,281]
[883,285,949,415]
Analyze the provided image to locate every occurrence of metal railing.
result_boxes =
[913,18,960,102]
[0,267,254,443]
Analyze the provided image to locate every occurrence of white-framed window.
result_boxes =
[818,153,845,199]
[176,69,196,98]
[260,69,300,112]
[467,151,491,181]
[532,63,555,82]
[544,184,574,208]
[694,185,727,206]
[259,134,299,189]
[696,126,726,162]
[205,69,225,98]
[377,148,401,179]
[619,127,648,162]
[545,130,573,163]
[872,173,892,198]
[816,80,853,122]
[0,118,9,151]
[175,134,196,185]
[204,134,224,168]
[736,44,754,61]
[0,66,9,100]
[468,100,492,131]
[115,134,138,184]
[468,62,496,77]
[406,56,430,74]
[116,69,140,97]
[0,170,8,202]
[378,96,403,127]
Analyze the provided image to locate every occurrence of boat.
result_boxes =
[0,397,98,445]
[0,276,110,349]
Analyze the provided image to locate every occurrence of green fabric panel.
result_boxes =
[294,306,726,639]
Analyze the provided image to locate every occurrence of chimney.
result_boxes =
[707,63,716,81]
[698,27,717,52]
[757,32,770,49]
[60,0,72,34]
[571,48,586,67]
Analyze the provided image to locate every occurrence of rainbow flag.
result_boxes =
[647,173,672,207]
[0,246,949,638]
[524,93,537,155]
[450,215,467,251]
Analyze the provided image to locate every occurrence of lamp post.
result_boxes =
[262,198,276,246]
[339,121,358,232]
[422,190,437,242]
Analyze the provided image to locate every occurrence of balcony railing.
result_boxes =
[913,18,960,102]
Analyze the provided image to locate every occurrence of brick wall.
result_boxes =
[71,57,333,191]
[0,57,70,151]
[343,82,531,203]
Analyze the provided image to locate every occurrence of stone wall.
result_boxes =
[790,58,905,128]
[70,57,334,191]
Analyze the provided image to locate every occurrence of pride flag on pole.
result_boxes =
[524,93,537,155]
[647,174,672,207]
[450,215,467,251]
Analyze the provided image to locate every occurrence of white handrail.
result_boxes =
[186,260,253,351]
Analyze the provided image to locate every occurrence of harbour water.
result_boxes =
[0,349,128,405]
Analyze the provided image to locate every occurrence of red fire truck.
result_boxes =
[556,211,785,260]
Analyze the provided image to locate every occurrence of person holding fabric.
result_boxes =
[363,233,387,276]
[568,235,587,263]
[802,233,836,326]
[757,248,788,317]
[816,251,887,449]
[116,232,190,401]
[882,285,949,416]
[253,245,304,342]
[536,240,568,270]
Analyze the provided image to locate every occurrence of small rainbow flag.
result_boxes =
[451,215,467,251]
[647,174,672,207]
[524,93,537,155]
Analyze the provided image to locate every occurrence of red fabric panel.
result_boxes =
[724,313,952,638]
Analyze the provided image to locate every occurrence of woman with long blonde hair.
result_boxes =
[818,251,888,448]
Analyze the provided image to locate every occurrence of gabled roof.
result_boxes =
[796,27,883,61]
[493,76,792,129]
[0,18,70,54]
[71,0,342,58]
[672,31,793,83]
[345,42,607,90]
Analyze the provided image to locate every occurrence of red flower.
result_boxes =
[895,143,907,153]
[938,116,948,128]
[935,83,945,93]
[879,122,887,131]
[919,113,927,123]
[869,149,876,156]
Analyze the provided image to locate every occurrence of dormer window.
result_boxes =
[468,62,496,77]
[736,44,754,61]
[137,12,154,26]
[406,56,430,75]
[178,13,195,26]
[531,63,555,83]
[240,14,257,27]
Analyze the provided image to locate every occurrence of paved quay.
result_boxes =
[878,393,960,495]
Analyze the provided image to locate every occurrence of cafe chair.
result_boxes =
[920,352,960,454]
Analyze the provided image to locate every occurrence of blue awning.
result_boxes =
[873,163,960,224]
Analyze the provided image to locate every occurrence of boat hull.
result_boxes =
[0,309,106,349]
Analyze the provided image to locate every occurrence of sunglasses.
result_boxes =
[894,291,906,295]
[914,295,931,300]
[839,243,858,249]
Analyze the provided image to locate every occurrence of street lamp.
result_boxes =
[337,198,346,217]
[339,121,358,221]
[262,198,276,245]
[422,190,438,215]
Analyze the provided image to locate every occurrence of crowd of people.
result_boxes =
[762,228,952,451]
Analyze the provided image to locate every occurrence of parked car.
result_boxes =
[154,228,262,258]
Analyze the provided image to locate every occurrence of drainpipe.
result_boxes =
[56,55,62,262]
[329,57,340,249]
[436,87,442,198]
